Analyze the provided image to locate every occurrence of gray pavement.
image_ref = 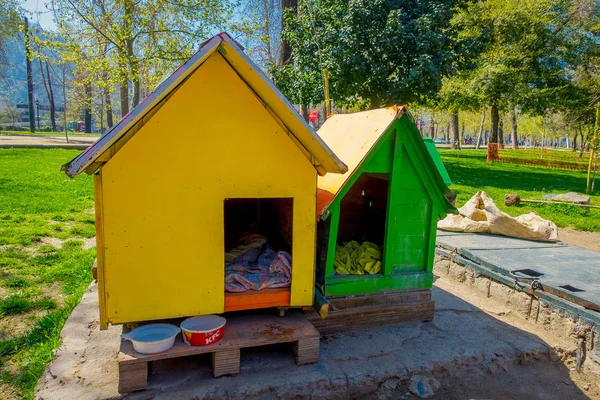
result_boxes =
[35,277,593,400]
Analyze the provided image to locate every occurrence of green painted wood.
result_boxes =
[320,114,456,297]
[324,272,433,297]
[324,202,341,279]
[382,127,403,275]
[423,137,452,186]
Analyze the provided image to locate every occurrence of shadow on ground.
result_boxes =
[119,286,592,400]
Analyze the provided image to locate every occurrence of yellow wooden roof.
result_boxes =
[317,107,399,197]
[62,32,347,178]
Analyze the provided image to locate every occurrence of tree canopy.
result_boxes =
[273,0,463,108]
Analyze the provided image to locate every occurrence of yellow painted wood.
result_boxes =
[100,52,316,324]
[93,172,108,329]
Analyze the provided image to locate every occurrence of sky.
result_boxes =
[22,0,56,30]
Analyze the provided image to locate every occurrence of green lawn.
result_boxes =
[440,149,600,232]
[0,149,95,399]
[499,147,590,163]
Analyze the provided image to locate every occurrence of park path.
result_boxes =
[0,134,97,149]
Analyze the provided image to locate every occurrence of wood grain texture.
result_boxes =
[119,313,319,366]
[307,290,434,334]
[212,348,240,377]
[118,362,147,393]
[224,288,291,312]
[93,172,108,330]
[118,313,320,392]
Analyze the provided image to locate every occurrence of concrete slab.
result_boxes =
[436,231,600,312]
[36,281,567,400]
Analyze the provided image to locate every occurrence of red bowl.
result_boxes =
[180,315,226,346]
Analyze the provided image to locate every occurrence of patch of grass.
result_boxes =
[0,149,95,399]
[36,245,57,254]
[33,298,58,311]
[440,149,600,231]
[0,295,33,316]
[2,277,29,289]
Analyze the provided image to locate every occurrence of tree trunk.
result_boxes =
[490,103,499,143]
[299,104,309,122]
[84,83,92,133]
[460,121,465,149]
[572,133,577,152]
[24,17,36,133]
[278,0,298,67]
[124,0,139,107]
[498,118,504,149]
[62,64,69,142]
[449,111,459,150]
[105,84,114,129]
[120,74,129,117]
[579,128,586,160]
[40,60,56,132]
[370,97,381,110]
[429,119,435,138]
[476,107,486,150]
[263,0,273,63]
[510,107,518,149]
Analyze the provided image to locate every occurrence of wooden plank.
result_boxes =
[324,272,433,297]
[119,313,318,366]
[307,299,435,334]
[118,362,147,392]
[212,348,240,377]
[224,288,290,312]
[314,288,330,318]
[293,336,320,364]
[93,171,108,330]
[327,290,431,309]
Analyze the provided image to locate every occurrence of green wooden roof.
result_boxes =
[423,138,452,186]
[317,107,456,217]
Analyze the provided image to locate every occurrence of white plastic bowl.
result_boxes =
[121,323,180,354]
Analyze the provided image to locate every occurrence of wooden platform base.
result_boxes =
[307,290,434,334]
[118,313,319,393]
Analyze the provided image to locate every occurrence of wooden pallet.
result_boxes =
[118,313,319,393]
[307,290,434,334]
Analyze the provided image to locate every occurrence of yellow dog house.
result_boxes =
[63,32,347,329]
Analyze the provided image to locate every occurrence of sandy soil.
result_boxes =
[559,227,600,252]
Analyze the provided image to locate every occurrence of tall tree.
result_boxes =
[24,17,36,133]
[50,0,235,116]
[273,0,462,109]
[449,111,459,149]
[0,0,19,74]
[39,60,57,131]
[443,0,598,139]
[510,107,518,149]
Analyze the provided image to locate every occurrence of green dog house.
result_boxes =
[315,106,455,300]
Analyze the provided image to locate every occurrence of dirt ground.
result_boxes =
[432,275,600,400]
[559,227,600,252]
[429,362,600,400]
